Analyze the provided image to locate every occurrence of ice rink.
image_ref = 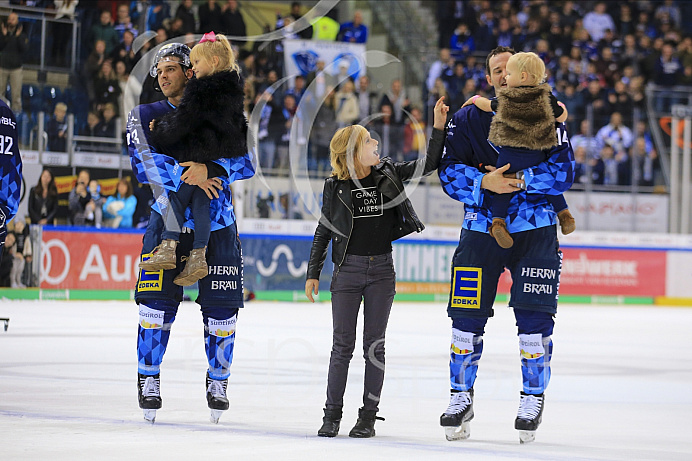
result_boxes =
[1,299,691,460]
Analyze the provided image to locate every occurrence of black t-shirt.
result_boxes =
[345,173,396,256]
[491,90,564,119]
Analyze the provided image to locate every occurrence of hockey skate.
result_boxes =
[515,392,544,444]
[206,372,229,424]
[139,239,178,271]
[440,389,474,441]
[137,373,162,423]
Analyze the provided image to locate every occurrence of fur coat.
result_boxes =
[488,83,557,151]
[150,70,249,163]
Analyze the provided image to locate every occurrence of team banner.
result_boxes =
[282,38,366,80]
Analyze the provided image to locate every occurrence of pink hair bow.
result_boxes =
[200,31,216,44]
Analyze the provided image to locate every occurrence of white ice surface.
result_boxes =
[1,300,691,460]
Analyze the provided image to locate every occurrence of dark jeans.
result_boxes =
[162,182,210,249]
[325,253,396,412]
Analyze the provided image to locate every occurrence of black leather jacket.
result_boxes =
[306,128,446,280]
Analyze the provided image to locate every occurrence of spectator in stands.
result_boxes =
[571,119,600,158]
[655,0,682,31]
[379,78,409,127]
[334,79,359,128]
[275,93,297,170]
[429,77,448,121]
[255,91,284,170]
[0,12,28,113]
[596,111,634,156]
[607,80,634,125]
[282,1,312,40]
[114,59,130,119]
[0,231,15,287]
[403,106,426,161]
[368,102,403,162]
[85,39,107,96]
[338,10,367,44]
[579,78,610,127]
[46,102,69,152]
[111,29,139,72]
[175,0,197,35]
[308,87,336,173]
[427,48,451,94]
[52,0,79,67]
[306,59,336,100]
[449,22,474,60]
[78,110,104,151]
[93,60,121,113]
[68,169,96,226]
[356,74,376,121]
[87,179,105,228]
[90,10,119,55]
[9,218,31,288]
[96,102,118,139]
[445,62,467,111]
[198,0,224,35]
[146,1,170,33]
[573,145,588,184]
[583,2,615,43]
[103,178,136,228]
[311,10,340,41]
[221,0,246,44]
[28,168,58,225]
[286,75,306,104]
[654,41,684,112]
[114,2,137,41]
[131,181,153,229]
[630,136,659,187]
[556,83,583,134]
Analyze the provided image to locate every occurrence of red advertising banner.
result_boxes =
[498,247,667,296]
[41,229,143,289]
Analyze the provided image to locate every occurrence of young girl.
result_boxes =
[305,97,449,439]
[139,32,248,286]
[466,51,576,248]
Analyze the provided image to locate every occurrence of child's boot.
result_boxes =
[173,247,209,286]
[557,209,576,235]
[139,239,178,271]
[490,218,513,248]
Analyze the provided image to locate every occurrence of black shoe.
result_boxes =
[317,407,342,437]
[348,408,384,438]
[137,373,162,410]
[440,388,474,427]
[515,392,544,431]
[206,372,229,411]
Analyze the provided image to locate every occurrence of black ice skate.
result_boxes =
[515,391,544,443]
[440,389,474,441]
[317,407,342,437]
[206,372,229,424]
[137,373,161,423]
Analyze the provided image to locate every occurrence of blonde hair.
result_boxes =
[329,125,368,180]
[190,33,240,75]
[508,52,546,85]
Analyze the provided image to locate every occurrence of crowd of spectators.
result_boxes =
[430,0,692,188]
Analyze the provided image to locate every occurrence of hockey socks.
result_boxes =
[519,334,553,394]
[137,303,176,375]
[449,329,483,391]
[204,314,237,380]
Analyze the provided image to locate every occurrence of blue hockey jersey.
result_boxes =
[0,100,22,225]
[127,99,254,232]
[438,105,574,233]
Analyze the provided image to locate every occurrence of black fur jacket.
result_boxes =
[150,70,249,163]
[488,83,557,151]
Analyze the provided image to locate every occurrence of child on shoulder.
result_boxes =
[465,51,575,248]
[138,32,249,286]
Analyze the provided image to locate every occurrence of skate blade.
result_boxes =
[444,423,470,441]
[143,409,157,423]
[210,409,225,424]
[518,430,536,444]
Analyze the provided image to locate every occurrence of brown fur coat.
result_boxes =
[488,83,557,150]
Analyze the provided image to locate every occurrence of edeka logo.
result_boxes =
[451,267,481,309]
[139,305,164,329]
[208,316,236,337]
[138,253,163,292]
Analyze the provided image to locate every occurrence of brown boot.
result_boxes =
[557,209,576,235]
[139,239,178,271]
[490,218,514,248]
[173,247,209,286]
